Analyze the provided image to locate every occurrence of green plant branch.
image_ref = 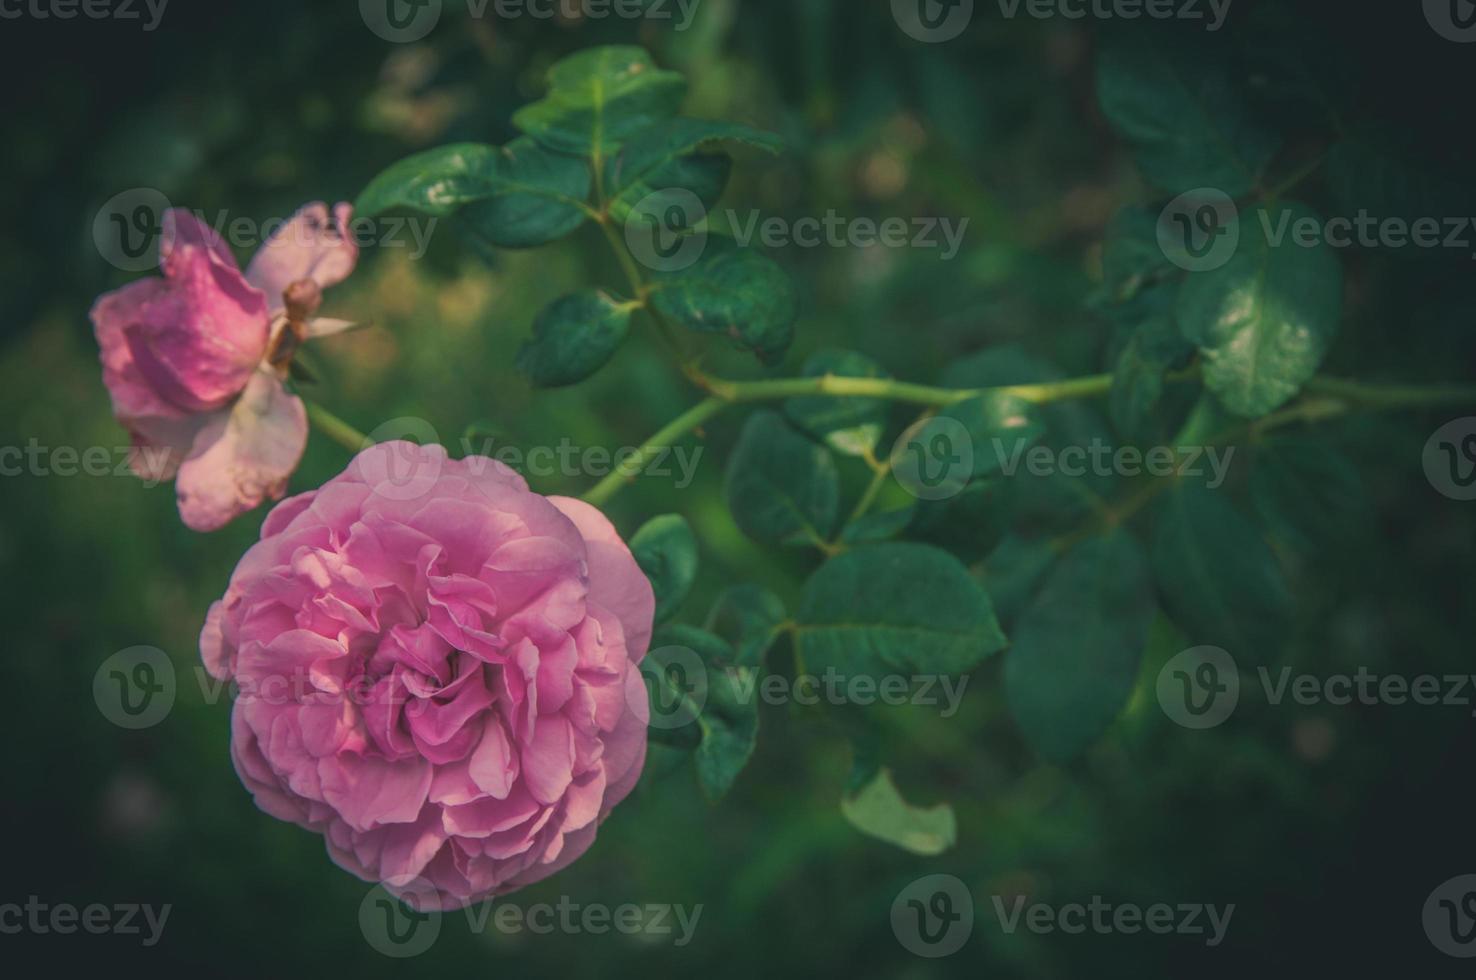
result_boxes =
[593,212,697,363]
[583,396,727,507]
[844,451,894,528]
[697,370,1119,407]
[582,370,1476,510]
[305,402,370,453]
[595,214,648,304]
[1303,376,1476,410]
[1046,381,1476,554]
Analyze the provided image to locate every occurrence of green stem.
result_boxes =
[1303,376,1476,410]
[596,215,647,305]
[844,463,892,527]
[582,371,1476,509]
[595,213,694,362]
[1048,379,1476,552]
[703,371,1117,407]
[305,402,369,453]
[582,397,727,508]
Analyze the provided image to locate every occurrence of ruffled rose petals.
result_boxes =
[200,443,655,909]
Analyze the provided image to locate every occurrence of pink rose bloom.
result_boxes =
[91,203,358,531]
[200,442,655,909]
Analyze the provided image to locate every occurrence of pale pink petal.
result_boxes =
[175,371,307,531]
[245,202,359,310]
[547,497,656,661]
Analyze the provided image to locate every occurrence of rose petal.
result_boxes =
[175,371,307,531]
[245,202,359,311]
[547,497,655,660]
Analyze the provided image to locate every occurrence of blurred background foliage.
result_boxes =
[3,0,1475,975]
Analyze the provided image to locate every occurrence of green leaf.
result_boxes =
[653,624,759,802]
[512,46,687,156]
[933,348,1052,480]
[1096,30,1279,196]
[695,704,758,801]
[355,138,590,248]
[1102,205,1174,302]
[940,346,1115,521]
[840,767,956,856]
[1109,311,1193,440]
[1250,437,1372,554]
[1006,530,1157,762]
[649,246,798,365]
[1176,201,1343,417]
[795,542,1007,678]
[458,138,594,248]
[724,410,838,547]
[1151,480,1292,658]
[606,118,783,220]
[630,514,699,625]
[705,584,788,668]
[355,143,502,217]
[907,479,1012,564]
[980,534,1059,626]
[653,623,734,665]
[640,638,707,750]
[784,349,890,456]
[936,392,1045,478]
[841,505,916,545]
[514,291,633,388]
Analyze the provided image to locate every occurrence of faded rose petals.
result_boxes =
[245,202,359,308]
[174,371,308,532]
[91,202,359,530]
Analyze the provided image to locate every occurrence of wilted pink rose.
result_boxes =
[91,203,358,531]
[200,442,654,909]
